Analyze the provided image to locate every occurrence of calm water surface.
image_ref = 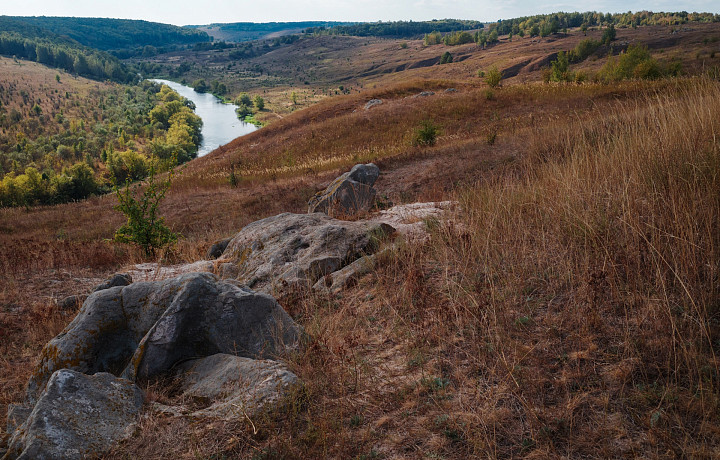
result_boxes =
[151,79,258,157]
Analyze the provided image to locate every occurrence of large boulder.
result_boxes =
[5,370,143,460]
[92,273,132,292]
[218,212,395,294]
[307,163,380,216]
[172,353,298,420]
[27,272,302,403]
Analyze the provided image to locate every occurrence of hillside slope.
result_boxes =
[1,18,719,459]
[0,16,209,52]
[137,22,720,121]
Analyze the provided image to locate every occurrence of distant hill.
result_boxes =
[0,16,209,52]
[305,19,484,38]
[187,21,354,42]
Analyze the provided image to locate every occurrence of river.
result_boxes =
[151,79,258,157]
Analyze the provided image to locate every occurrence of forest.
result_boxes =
[0,80,201,207]
[0,16,209,52]
[0,32,133,83]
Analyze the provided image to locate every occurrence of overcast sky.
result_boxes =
[3,0,719,26]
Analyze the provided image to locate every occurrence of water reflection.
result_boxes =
[151,79,258,157]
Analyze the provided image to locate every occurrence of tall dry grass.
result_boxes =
[110,78,720,458]
[374,76,720,457]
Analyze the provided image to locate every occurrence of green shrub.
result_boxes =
[440,52,453,64]
[113,160,177,257]
[601,24,616,45]
[236,104,252,119]
[442,31,474,46]
[236,93,252,106]
[599,45,665,82]
[413,120,440,146]
[485,66,503,88]
[549,51,573,82]
[107,149,148,184]
[569,39,601,62]
[423,31,442,46]
[191,79,208,93]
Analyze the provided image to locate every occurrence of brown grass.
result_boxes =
[2,72,719,458]
[105,77,720,458]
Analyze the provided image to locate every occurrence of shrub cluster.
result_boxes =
[0,83,201,208]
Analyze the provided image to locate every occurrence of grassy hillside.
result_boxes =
[1,12,720,459]
[0,16,209,53]
[1,74,717,459]
[137,22,720,124]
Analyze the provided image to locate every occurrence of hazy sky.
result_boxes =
[3,0,719,26]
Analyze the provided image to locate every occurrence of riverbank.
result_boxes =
[151,79,258,157]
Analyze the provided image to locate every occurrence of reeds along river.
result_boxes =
[151,79,257,157]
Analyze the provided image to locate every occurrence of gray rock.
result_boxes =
[127,260,214,282]
[219,212,395,293]
[312,250,387,294]
[414,91,435,97]
[173,353,298,420]
[6,404,31,436]
[93,273,132,292]
[364,99,383,110]
[346,163,380,186]
[27,273,301,402]
[307,163,380,216]
[122,274,301,382]
[206,237,232,260]
[444,88,457,93]
[5,370,143,460]
[56,295,87,311]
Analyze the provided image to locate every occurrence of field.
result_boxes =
[1,21,720,458]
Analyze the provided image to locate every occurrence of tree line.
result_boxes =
[0,16,209,52]
[0,32,134,83]
[421,11,719,48]
[305,20,483,38]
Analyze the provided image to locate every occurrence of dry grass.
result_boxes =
[363,76,720,457]
[107,77,720,458]
[2,74,719,458]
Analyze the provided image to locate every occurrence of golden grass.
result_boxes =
[105,77,720,458]
[2,76,719,458]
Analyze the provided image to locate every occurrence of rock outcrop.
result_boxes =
[206,237,232,260]
[364,99,383,110]
[127,260,214,282]
[172,353,298,420]
[217,212,394,294]
[93,273,132,292]
[27,272,302,402]
[5,370,143,460]
[307,163,380,216]
[312,251,385,294]
[56,295,86,311]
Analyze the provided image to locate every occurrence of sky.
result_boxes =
[2,0,719,26]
